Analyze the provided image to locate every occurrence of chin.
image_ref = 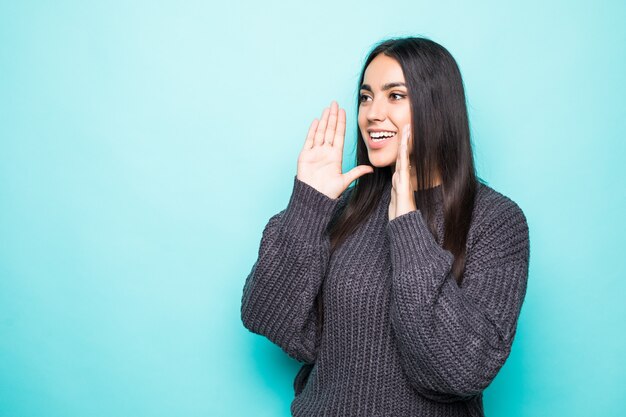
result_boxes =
[366,151,396,168]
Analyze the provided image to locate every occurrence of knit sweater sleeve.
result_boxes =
[241,176,347,364]
[386,197,530,403]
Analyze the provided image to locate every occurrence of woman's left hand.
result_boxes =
[389,124,417,221]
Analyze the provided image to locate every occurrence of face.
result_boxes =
[358,54,412,168]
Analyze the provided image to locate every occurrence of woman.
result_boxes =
[241,36,530,417]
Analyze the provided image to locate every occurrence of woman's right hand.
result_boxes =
[297,100,374,199]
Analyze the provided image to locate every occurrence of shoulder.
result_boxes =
[473,182,528,229]
[468,182,530,261]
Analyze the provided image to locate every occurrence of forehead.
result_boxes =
[363,54,405,86]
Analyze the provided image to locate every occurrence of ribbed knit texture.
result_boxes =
[241,175,530,417]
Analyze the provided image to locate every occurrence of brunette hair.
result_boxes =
[316,36,482,336]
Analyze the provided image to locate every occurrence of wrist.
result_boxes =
[395,197,417,218]
[395,207,417,218]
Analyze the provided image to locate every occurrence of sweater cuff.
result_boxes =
[387,210,454,272]
[280,176,342,244]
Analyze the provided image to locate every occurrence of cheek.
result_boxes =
[390,106,412,127]
[385,141,401,160]
[357,114,366,132]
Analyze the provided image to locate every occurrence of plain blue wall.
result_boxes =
[1,1,624,416]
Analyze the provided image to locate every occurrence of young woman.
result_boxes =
[241,36,530,417]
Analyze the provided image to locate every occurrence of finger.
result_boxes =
[399,124,410,178]
[303,118,319,150]
[314,107,330,146]
[343,165,374,188]
[395,127,403,174]
[324,101,338,145]
[404,124,412,174]
[333,107,346,150]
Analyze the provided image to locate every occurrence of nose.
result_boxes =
[366,97,387,123]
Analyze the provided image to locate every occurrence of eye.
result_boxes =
[390,93,406,100]
[359,93,372,103]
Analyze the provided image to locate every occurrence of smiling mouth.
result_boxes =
[371,134,396,142]
[369,132,397,143]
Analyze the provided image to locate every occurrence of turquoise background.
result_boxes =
[1,1,624,416]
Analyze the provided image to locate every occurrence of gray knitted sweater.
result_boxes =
[241,176,530,416]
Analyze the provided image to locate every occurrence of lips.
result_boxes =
[367,131,397,150]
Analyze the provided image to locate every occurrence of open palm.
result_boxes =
[297,101,373,199]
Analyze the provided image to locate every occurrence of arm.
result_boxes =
[386,198,530,402]
[241,175,348,364]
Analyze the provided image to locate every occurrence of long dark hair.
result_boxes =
[316,36,481,338]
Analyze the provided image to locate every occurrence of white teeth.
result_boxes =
[370,131,396,138]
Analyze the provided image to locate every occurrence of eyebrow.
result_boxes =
[360,82,406,92]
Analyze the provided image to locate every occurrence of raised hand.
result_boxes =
[389,124,417,221]
[297,100,374,199]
